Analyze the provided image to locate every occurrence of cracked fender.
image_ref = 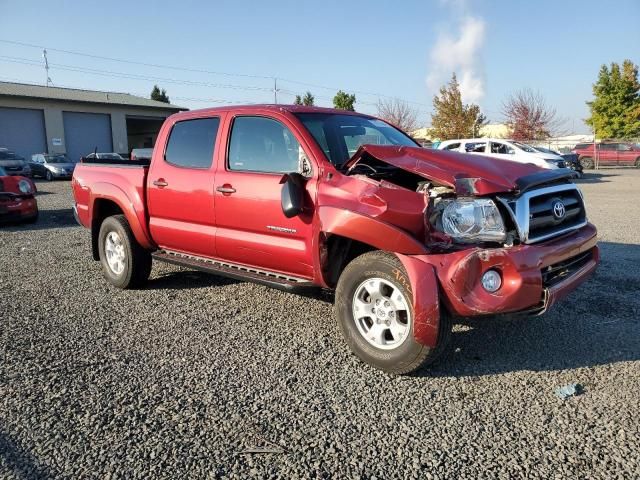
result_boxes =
[395,253,440,348]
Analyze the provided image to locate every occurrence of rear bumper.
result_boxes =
[415,223,599,317]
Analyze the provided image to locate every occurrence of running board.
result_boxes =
[152,250,317,293]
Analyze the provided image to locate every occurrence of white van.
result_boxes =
[437,138,565,170]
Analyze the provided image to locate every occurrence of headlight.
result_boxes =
[438,198,506,243]
[18,179,33,194]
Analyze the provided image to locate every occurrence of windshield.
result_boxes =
[294,113,418,167]
[45,154,70,163]
[511,141,538,153]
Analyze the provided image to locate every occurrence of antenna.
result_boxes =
[42,49,52,87]
[273,77,279,104]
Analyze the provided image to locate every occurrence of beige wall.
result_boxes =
[0,96,178,154]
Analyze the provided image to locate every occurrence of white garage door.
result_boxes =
[63,112,113,162]
[0,107,47,159]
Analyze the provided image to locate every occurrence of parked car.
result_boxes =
[0,165,38,223]
[82,153,125,162]
[532,146,583,176]
[130,148,153,161]
[0,148,32,177]
[72,105,599,374]
[437,138,566,169]
[572,142,640,168]
[30,153,76,180]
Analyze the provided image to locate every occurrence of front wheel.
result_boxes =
[580,157,594,169]
[98,214,151,288]
[335,251,451,375]
[45,170,53,181]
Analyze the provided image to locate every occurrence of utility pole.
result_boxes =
[273,77,278,104]
[42,49,52,87]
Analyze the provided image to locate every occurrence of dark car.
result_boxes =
[533,146,583,176]
[30,153,76,180]
[0,148,32,177]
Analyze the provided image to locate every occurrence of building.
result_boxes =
[478,123,511,139]
[0,81,185,161]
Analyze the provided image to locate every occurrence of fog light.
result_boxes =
[481,269,502,292]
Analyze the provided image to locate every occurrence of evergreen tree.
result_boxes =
[333,90,356,111]
[431,73,486,140]
[150,85,170,103]
[586,60,640,138]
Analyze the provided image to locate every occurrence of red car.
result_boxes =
[72,105,599,374]
[572,142,640,168]
[0,166,38,223]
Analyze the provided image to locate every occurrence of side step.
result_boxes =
[152,250,317,293]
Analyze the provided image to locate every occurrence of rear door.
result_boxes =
[147,115,224,257]
[213,114,316,278]
[488,140,517,161]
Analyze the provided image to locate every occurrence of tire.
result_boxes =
[45,170,53,181]
[335,250,452,374]
[580,157,594,169]
[98,214,152,289]
[635,157,640,168]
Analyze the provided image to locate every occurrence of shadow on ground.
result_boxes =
[0,427,58,479]
[574,171,618,184]
[1,208,77,231]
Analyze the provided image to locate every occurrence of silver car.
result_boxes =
[30,153,77,180]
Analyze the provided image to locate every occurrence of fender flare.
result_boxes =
[395,253,440,348]
[89,182,153,249]
[318,206,428,255]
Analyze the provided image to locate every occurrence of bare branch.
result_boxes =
[501,88,564,140]
[376,98,419,133]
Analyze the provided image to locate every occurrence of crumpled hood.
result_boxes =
[346,145,546,195]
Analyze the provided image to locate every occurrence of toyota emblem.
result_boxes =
[552,200,566,220]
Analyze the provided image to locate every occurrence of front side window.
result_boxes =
[295,113,417,167]
[228,116,302,173]
[165,117,220,168]
[617,143,631,151]
[491,142,514,154]
[466,142,487,153]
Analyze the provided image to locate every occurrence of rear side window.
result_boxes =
[228,116,301,173]
[465,142,486,153]
[165,117,220,168]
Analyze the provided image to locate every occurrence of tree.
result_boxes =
[431,73,487,140]
[586,60,640,138]
[376,98,419,133]
[501,88,559,140]
[473,111,488,137]
[294,91,315,106]
[150,85,170,103]
[333,90,356,111]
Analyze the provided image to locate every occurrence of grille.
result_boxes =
[527,188,586,242]
[499,183,587,244]
[542,250,593,288]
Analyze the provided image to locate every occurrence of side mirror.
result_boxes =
[280,172,306,218]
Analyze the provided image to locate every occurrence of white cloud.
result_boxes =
[427,15,486,104]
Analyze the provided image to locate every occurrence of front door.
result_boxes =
[213,115,316,278]
[616,143,636,166]
[147,116,223,257]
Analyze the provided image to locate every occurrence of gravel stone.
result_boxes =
[1,170,639,479]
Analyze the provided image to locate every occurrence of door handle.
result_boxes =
[153,179,168,187]
[216,185,236,194]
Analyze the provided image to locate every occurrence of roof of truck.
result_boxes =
[178,104,372,116]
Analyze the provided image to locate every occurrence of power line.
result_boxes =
[0,38,431,109]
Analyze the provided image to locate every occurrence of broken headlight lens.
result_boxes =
[439,198,506,243]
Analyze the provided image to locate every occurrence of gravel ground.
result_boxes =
[1,169,638,479]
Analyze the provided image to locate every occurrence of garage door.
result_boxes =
[63,112,113,162]
[0,107,47,159]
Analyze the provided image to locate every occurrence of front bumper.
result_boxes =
[420,223,599,317]
[0,195,38,222]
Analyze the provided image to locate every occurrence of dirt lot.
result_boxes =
[1,169,638,479]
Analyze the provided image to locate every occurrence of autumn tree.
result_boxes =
[376,98,419,133]
[501,88,559,140]
[333,90,356,111]
[431,73,487,140]
[150,85,170,103]
[586,60,640,138]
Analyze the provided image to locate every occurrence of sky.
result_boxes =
[1,0,639,134]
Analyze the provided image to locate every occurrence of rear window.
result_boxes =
[165,117,220,168]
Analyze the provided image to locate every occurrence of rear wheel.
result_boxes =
[635,157,640,168]
[580,156,594,169]
[45,170,53,181]
[98,214,151,288]
[335,250,451,374]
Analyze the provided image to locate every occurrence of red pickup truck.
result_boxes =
[72,105,599,374]
[573,142,640,168]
